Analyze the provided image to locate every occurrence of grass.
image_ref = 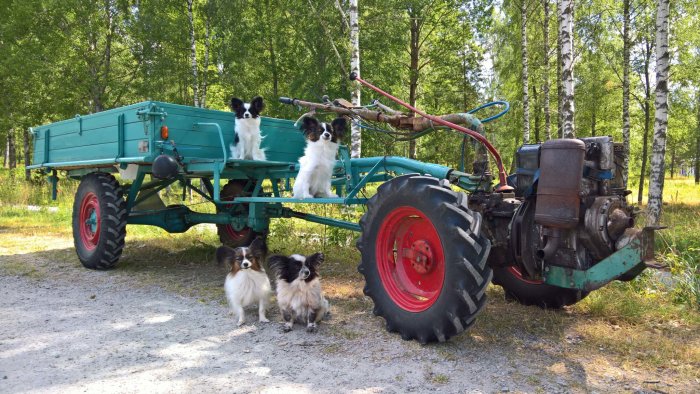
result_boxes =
[1,168,699,385]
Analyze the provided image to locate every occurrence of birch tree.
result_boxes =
[350,0,361,158]
[521,0,530,144]
[187,0,200,107]
[621,0,631,187]
[543,0,552,140]
[646,0,670,226]
[558,0,575,138]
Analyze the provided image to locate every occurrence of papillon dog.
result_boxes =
[292,117,346,199]
[230,96,267,161]
[216,237,271,326]
[269,252,330,332]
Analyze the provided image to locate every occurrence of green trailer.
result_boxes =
[28,77,655,344]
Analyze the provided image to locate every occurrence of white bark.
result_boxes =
[621,0,631,188]
[558,0,575,139]
[543,0,551,141]
[646,0,670,226]
[187,0,200,107]
[521,0,530,144]
[350,0,361,158]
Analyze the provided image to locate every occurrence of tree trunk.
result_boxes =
[533,84,541,142]
[201,6,211,108]
[696,92,700,185]
[408,8,420,159]
[591,106,596,136]
[24,128,30,180]
[187,0,200,107]
[621,0,631,188]
[8,130,17,169]
[556,3,563,138]
[261,0,279,98]
[521,0,530,144]
[350,0,361,158]
[638,101,650,205]
[669,144,675,179]
[637,39,653,205]
[543,0,551,140]
[646,0,670,226]
[558,0,575,139]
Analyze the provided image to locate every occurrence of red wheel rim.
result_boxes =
[223,224,252,240]
[508,266,544,285]
[79,192,100,250]
[376,206,445,312]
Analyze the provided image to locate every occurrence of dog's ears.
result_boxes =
[267,255,288,275]
[216,246,236,268]
[307,252,325,267]
[251,96,265,113]
[331,117,347,138]
[301,116,320,133]
[230,97,243,112]
[249,236,267,260]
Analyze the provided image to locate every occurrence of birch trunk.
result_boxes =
[187,0,200,107]
[543,0,551,140]
[637,39,653,205]
[558,0,575,139]
[24,128,30,180]
[556,4,563,138]
[621,0,631,187]
[646,0,670,226]
[202,8,211,108]
[521,0,530,144]
[408,8,420,160]
[350,0,361,158]
[696,92,700,185]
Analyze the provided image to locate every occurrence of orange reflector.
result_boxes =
[160,125,169,139]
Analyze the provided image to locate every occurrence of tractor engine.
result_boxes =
[474,136,639,282]
[531,137,636,271]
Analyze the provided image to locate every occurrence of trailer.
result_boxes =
[28,75,655,343]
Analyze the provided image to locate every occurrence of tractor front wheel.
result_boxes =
[357,175,492,343]
[72,173,127,270]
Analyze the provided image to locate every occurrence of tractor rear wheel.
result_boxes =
[72,173,127,270]
[216,180,265,247]
[492,199,587,308]
[357,175,492,343]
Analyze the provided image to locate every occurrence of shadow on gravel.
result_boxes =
[1,241,597,392]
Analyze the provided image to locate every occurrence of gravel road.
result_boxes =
[0,262,563,394]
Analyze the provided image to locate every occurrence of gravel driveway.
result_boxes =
[0,262,561,394]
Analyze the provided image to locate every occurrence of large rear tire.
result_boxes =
[72,173,127,270]
[492,199,587,308]
[357,175,492,343]
[216,180,265,247]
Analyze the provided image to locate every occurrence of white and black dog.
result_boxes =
[292,117,346,199]
[216,237,271,326]
[230,96,267,161]
[269,252,330,333]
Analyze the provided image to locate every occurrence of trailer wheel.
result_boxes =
[72,173,127,270]
[216,180,264,247]
[492,199,587,308]
[357,175,492,343]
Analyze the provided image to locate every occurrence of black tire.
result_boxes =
[492,199,587,308]
[72,173,127,270]
[216,180,265,247]
[357,175,492,343]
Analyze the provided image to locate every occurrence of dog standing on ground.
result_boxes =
[292,117,346,199]
[216,237,271,326]
[230,96,267,161]
[269,252,330,332]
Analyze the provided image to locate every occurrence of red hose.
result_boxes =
[351,74,512,191]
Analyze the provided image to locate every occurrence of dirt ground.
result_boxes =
[0,229,695,393]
